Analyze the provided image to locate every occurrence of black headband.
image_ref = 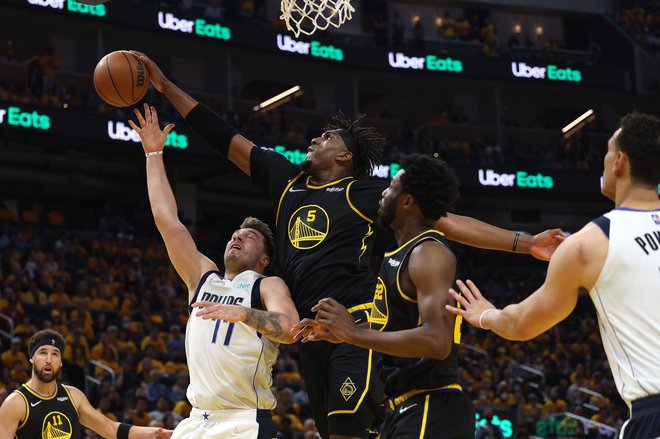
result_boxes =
[337,129,358,156]
[29,337,64,358]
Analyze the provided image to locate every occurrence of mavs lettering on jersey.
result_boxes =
[200,291,245,305]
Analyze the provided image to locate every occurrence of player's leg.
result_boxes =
[299,340,331,438]
[326,342,384,439]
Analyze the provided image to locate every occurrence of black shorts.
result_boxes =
[380,388,474,439]
[621,394,660,439]
[299,326,384,439]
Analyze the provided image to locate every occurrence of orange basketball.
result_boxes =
[93,50,150,107]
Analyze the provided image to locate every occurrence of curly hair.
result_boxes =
[325,111,384,179]
[240,217,275,265]
[618,112,660,187]
[399,153,459,221]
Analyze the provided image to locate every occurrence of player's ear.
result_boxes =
[336,150,352,164]
[260,254,271,269]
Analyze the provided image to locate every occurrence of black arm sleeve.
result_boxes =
[184,103,238,156]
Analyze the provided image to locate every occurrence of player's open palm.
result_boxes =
[192,300,248,323]
[446,279,496,329]
[128,104,174,153]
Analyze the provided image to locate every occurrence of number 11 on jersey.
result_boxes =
[211,319,235,346]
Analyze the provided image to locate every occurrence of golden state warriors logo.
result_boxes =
[288,205,329,250]
[42,411,72,439]
[369,277,388,331]
[340,377,357,401]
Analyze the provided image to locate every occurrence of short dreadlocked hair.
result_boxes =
[325,111,384,179]
[399,153,459,221]
[617,112,660,187]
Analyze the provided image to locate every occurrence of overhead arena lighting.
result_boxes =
[562,109,595,139]
[253,85,303,112]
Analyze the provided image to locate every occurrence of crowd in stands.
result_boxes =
[615,0,660,55]
[0,199,630,437]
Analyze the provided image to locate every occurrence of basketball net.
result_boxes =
[280,0,355,37]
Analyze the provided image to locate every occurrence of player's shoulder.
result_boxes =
[349,178,389,192]
[409,238,455,266]
[0,390,27,416]
[62,385,86,407]
[260,276,290,295]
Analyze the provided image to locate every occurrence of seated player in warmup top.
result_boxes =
[129,104,299,439]
[446,112,660,439]
[294,154,475,438]
[0,329,172,439]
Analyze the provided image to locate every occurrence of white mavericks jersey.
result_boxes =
[589,208,660,407]
[186,270,278,410]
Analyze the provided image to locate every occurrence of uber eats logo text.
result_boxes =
[388,52,463,73]
[511,62,582,82]
[270,145,401,178]
[276,35,344,61]
[478,169,554,190]
[107,121,188,149]
[27,0,106,16]
[157,11,231,40]
[0,106,51,130]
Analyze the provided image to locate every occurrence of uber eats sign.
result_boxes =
[0,105,51,130]
[478,168,554,190]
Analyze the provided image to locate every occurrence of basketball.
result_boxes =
[93,50,150,107]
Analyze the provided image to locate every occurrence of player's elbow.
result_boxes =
[430,341,452,361]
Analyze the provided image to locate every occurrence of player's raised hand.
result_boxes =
[531,228,568,261]
[130,51,169,93]
[310,298,357,343]
[192,301,248,323]
[128,104,174,154]
[446,279,497,330]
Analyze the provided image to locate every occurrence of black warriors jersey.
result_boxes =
[250,147,388,316]
[14,383,80,439]
[370,229,462,397]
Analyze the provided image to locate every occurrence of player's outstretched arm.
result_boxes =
[446,224,605,340]
[129,104,217,294]
[192,277,300,344]
[0,392,26,439]
[309,242,458,360]
[132,51,254,175]
[436,213,567,261]
[67,386,172,439]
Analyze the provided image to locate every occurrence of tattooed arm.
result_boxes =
[255,276,299,344]
[192,276,299,344]
[243,307,297,344]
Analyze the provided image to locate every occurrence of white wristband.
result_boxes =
[145,150,163,157]
[478,308,496,330]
